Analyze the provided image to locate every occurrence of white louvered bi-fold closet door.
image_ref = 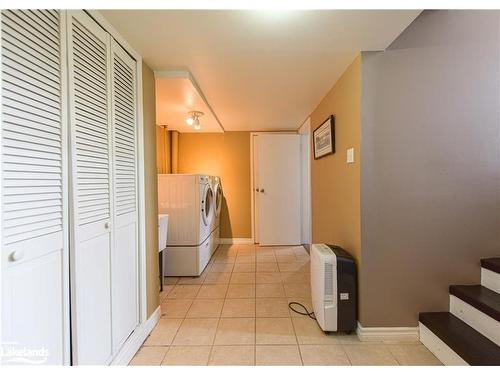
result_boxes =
[67,10,113,365]
[110,39,139,352]
[1,10,69,365]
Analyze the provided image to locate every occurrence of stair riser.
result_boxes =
[481,267,500,294]
[419,323,468,366]
[449,295,500,346]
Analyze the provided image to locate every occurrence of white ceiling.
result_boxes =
[155,71,224,133]
[101,10,421,131]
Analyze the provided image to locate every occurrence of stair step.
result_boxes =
[481,258,500,273]
[449,285,500,322]
[419,312,500,365]
[482,258,500,294]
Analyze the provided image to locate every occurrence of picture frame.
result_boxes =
[313,115,335,159]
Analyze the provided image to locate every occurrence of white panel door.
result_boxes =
[110,39,139,352]
[67,10,113,365]
[257,134,301,245]
[1,9,69,365]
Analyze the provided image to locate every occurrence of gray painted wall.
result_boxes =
[360,10,500,327]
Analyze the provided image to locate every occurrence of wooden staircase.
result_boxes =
[419,258,500,365]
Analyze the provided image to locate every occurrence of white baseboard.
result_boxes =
[110,306,160,365]
[219,238,254,245]
[419,322,467,365]
[356,322,420,342]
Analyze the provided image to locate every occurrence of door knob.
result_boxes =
[255,188,259,192]
[104,221,110,229]
[259,188,265,193]
[10,250,24,262]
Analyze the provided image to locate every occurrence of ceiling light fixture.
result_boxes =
[186,111,204,130]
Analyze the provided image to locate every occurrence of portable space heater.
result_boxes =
[311,243,357,332]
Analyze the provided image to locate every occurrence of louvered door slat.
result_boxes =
[70,17,111,227]
[112,49,136,217]
[1,9,68,365]
[1,9,63,247]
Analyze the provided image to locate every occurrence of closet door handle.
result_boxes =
[10,250,24,262]
[104,221,110,229]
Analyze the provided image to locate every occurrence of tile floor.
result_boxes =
[130,244,441,366]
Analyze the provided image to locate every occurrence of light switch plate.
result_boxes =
[347,148,354,163]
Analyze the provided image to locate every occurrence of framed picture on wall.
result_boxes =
[313,115,335,159]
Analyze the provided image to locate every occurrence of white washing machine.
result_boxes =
[209,176,223,255]
[158,174,215,276]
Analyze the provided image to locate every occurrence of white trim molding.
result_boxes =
[110,306,160,366]
[219,238,254,245]
[356,322,420,342]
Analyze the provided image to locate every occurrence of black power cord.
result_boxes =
[288,302,316,320]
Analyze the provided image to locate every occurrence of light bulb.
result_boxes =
[186,117,194,126]
[193,118,201,130]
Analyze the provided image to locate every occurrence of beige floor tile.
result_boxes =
[197,284,228,299]
[214,256,236,264]
[256,262,279,272]
[164,277,179,285]
[279,262,309,273]
[292,317,339,345]
[233,262,256,273]
[293,247,309,256]
[237,245,256,253]
[216,251,238,259]
[256,283,285,298]
[388,344,442,365]
[209,346,255,365]
[235,255,256,263]
[210,263,234,273]
[256,255,277,263]
[255,247,275,255]
[159,285,175,301]
[343,344,399,365]
[186,299,224,318]
[284,283,311,299]
[256,345,302,365]
[300,345,350,365]
[161,346,212,365]
[222,298,256,317]
[144,318,182,346]
[256,317,296,345]
[166,284,201,299]
[256,298,290,317]
[130,346,168,365]
[177,275,206,285]
[287,298,313,318]
[273,248,295,256]
[281,272,310,284]
[214,318,255,345]
[335,332,368,344]
[230,272,256,284]
[160,299,193,318]
[256,272,282,284]
[204,272,231,284]
[227,284,256,298]
[276,255,297,263]
[172,318,219,346]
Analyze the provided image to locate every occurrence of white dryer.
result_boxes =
[211,176,223,231]
[209,176,223,254]
[158,174,215,276]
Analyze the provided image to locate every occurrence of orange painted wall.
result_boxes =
[177,132,252,238]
